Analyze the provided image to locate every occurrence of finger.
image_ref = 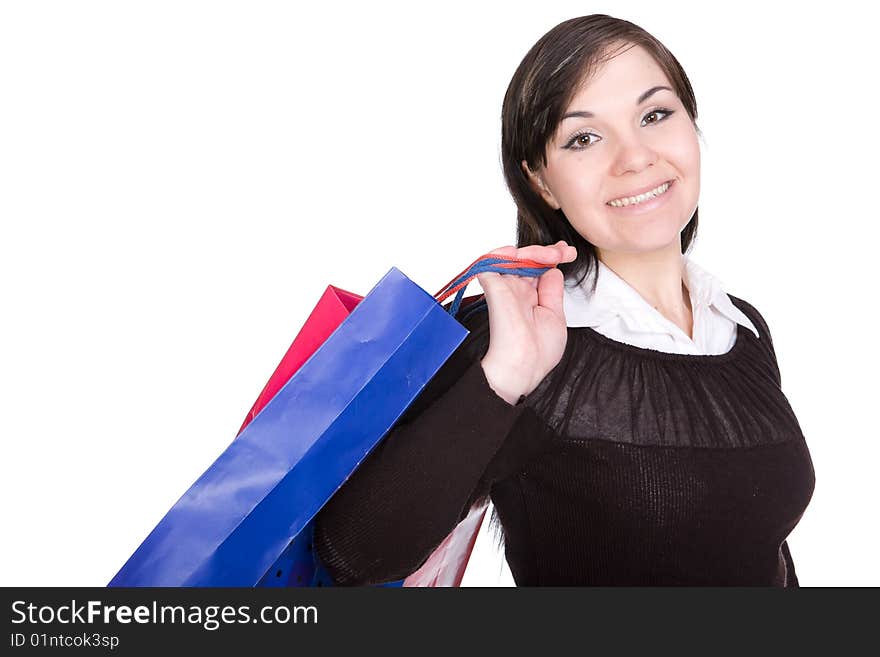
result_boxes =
[485,242,575,264]
[515,241,577,265]
[505,272,539,295]
[536,267,565,317]
[475,271,503,297]
[482,246,555,291]
[475,271,517,321]
[484,245,519,259]
[477,255,541,294]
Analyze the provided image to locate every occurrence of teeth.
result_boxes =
[608,182,670,207]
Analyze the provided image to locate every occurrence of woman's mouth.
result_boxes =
[606,179,675,214]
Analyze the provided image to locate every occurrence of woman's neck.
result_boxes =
[597,244,694,339]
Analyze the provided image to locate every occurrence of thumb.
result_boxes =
[536,267,565,317]
[475,272,503,298]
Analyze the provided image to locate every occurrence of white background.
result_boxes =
[1,1,876,587]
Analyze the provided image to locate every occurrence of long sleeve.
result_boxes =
[311,302,528,586]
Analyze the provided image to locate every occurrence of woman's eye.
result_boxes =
[565,131,601,150]
[564,107,675,151]
[642,108,673,126]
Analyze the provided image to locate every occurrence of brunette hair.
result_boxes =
[500,14,703,294]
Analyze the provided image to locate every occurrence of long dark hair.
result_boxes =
[500,14,702,294]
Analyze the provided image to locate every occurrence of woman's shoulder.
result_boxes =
[725,293,775,350]
[725,294,783,388]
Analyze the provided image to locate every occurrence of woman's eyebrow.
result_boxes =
[561,85,673,120]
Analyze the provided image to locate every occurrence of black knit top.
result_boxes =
[312,294,815,586]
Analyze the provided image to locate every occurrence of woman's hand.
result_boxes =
[476,240,577,405]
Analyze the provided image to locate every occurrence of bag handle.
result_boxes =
[433,253,554,318]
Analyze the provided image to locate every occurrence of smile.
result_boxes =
[607,180,672,207]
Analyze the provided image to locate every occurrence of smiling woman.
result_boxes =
[311,13,815,587]
[521,46,699,258]
[505,29,704,295]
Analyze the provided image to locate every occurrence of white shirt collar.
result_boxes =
[563,255,760,338]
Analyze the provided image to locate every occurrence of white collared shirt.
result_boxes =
[562,256,759,355]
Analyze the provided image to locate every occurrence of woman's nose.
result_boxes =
[610,135,659,176]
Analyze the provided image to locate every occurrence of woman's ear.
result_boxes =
[521,159,561,210]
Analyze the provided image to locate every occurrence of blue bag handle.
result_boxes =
[434,253,554,319]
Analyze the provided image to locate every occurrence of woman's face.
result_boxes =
[523,43,701,257]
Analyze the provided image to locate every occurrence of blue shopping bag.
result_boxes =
[108,255,550,587]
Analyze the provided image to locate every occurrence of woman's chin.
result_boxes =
[612,220,686,252]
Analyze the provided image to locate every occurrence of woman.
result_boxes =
[312,14,815,586]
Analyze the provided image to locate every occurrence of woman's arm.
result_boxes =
[311,304,528,586]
